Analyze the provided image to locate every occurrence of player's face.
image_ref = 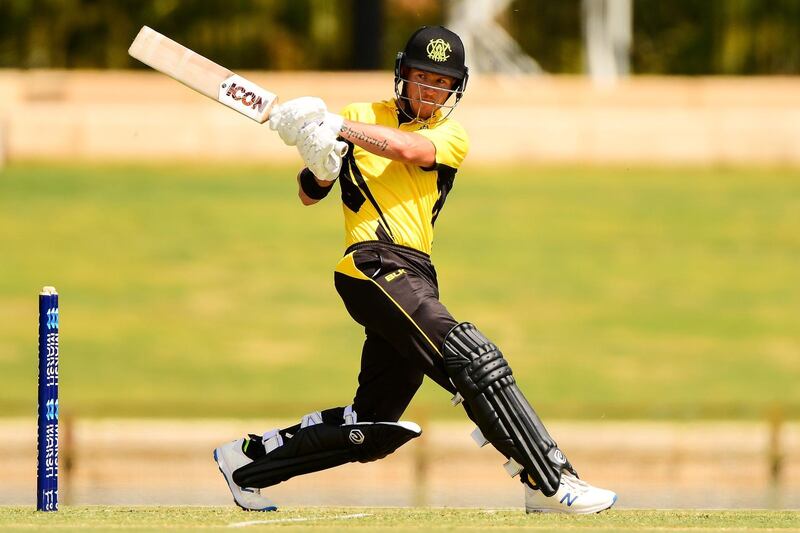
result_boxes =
[405,68,457,119]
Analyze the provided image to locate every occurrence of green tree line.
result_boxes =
[1,0,798,74]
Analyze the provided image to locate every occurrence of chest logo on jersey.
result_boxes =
[385,269,407,282]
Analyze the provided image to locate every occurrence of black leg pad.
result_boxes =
[232,421,421,489]
[443,322,575,497]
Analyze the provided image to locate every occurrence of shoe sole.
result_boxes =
[526,494,617,515]
[214,448,277,512]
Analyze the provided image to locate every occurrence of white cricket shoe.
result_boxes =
[525,472,617,514]
[214,438,277,512]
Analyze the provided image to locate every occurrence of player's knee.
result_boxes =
[442,322,513,394]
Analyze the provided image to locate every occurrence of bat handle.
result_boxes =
[334,141,349,157]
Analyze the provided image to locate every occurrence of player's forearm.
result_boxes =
[298,185,320,206]
[296,168,334,206]
[338,119,435,167]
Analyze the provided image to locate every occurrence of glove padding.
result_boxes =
[296,123,348,182]
[268,96,327,146]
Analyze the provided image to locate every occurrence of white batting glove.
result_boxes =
[321,112,344,136]
[296,123,348,182]
[268,96,327,146]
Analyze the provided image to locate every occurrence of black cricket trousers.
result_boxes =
[333,241,459,422]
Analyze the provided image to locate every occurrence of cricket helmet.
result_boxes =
[394,25,469,122]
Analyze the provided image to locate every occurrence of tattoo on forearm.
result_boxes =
[341,125,389,152]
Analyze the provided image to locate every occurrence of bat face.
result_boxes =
[129,26,277,123]
[219,74,274,123]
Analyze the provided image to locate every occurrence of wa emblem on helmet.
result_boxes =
[426,39,451,62]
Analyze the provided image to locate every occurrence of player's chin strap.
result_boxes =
[232,406,421,489]
[444,322,577,497]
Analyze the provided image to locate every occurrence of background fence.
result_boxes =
[2,417,799,509]
[1,71,799,166]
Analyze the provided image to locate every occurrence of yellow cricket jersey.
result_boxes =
[338,99,469,255]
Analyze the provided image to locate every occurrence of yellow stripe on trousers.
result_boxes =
[335,252,442,356]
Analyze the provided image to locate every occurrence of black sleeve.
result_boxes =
[298,168,335,200]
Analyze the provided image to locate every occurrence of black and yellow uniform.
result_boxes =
[225,27,607,508]
[332,99,469,422]
[336,99,468,254]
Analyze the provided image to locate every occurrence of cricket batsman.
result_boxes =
[214,25,617,514]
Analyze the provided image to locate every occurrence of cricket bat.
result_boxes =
[128,26,278,123]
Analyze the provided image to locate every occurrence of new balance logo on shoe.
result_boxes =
[560,492,578,506]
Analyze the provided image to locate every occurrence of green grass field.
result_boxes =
[1,507,798,532]
[1,163,798,419]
